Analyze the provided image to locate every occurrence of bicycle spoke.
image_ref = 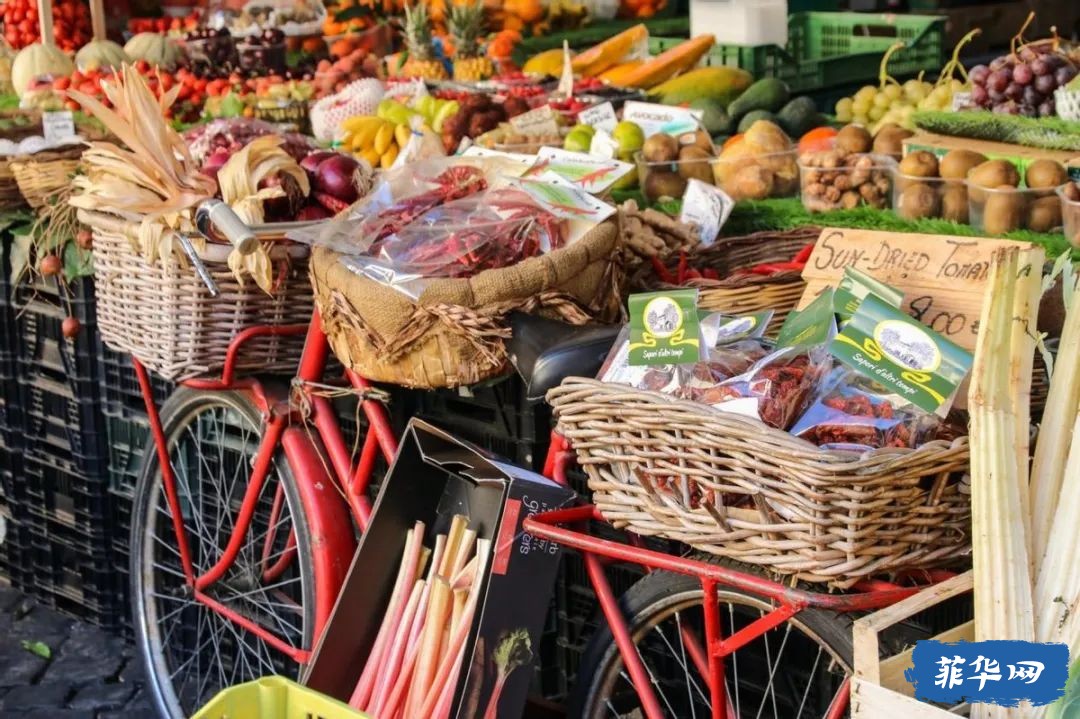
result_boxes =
[755,619,793,719]
[794,646,825,718]
[652,618,709,708]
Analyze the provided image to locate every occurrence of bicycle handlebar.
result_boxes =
[196,200,259,255]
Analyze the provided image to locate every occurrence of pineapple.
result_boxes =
[449,1,494,82]
[402,2,448,81]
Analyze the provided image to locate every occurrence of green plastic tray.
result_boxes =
[516,16,690,61]
[651,11,946,94]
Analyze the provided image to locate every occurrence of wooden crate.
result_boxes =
[851,572,973,718]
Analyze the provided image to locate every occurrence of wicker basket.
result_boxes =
[549,378,971,587]
[78,209,315,381]
[645,228,820,334]
[311,218,623,389]
[11,154,82,210]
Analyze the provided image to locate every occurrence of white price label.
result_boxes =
[951,91,973,111]
[509,105,561,137]
[578,102,618,133]
[622,101,703,137]
[42,111,75,144]
[679,179,734,247]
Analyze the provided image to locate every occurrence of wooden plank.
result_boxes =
[879,621,975,695]
[856,572,973,635]
[851,678,962,719]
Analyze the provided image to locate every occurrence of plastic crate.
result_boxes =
[22,373,108,467]
[99,345,174,420]
[18,452,113,540]
[104,414,151,499]
[650,11,946,94]
[193,677,369,719]
[24,519,121,627]
[515,15,689,60]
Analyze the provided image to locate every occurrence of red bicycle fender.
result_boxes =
[281,427,357,639]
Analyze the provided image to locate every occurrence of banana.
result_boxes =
[380,143,399,169]
[373,123,395,156]
[361,148,382,167]
[341,115,380,134]
[349,132,368,152]
[394,123,412,149]
[354,119,385,151]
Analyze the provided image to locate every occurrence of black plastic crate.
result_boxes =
[22,373,108,465]
[15,275,98,382]
[99,346,174,420]
[25,522,121,628]
[105,414,151,499]
[18,453,114,541]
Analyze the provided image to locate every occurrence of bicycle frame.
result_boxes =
[137,308,949,718]
[134,309,399,663]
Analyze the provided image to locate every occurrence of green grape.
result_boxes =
[854,85,877,103]
[873,92,892,109]
[903,79,923,101]
[851,97,871,117]
[950,79,965,92]
[883,84,903,101]
[868,105,885,121]
[835,97,854,122]
[930,86,951,104]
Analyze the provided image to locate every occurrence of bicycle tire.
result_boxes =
[130,388,317,719]
[569,566,855,719]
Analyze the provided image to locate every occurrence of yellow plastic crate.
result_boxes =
[193,677,370,719]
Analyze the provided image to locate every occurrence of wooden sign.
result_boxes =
[799,228,1043,352]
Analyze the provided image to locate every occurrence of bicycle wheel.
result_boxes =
[570,567,854,719]
[130,388,317,719]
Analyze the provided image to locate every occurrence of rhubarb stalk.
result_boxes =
[371,579,424,715]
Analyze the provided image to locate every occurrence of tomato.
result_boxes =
[65,99,81,111]
[53,76,71,90]
[78,80,98,95]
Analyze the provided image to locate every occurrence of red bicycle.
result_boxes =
[129,205,937,719]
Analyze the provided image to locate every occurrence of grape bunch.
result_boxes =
[969,45,1077,117]
[835,78,959,132]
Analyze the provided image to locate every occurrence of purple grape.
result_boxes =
[1056,65,1077,87]
[1039,99,1056,117]
[1035,74,1057,94]
[1032,57,1050,76]
[1022,85,1041,105]
[1013,63,1034,85]
[970,64,990,85]
[993,101,1020,115]
[971,84,990,106]
[1046,53,1066,71]
[990,56,1010,71]
[1005,82,1024,100]
[1019,103,1037,118]
[989,88,1006,103]
[1019,46,1038,63]
[988,70,1010,93]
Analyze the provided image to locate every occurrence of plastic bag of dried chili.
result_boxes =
[703,344,831,430]
[672,339,772,403]
[790,366,941,450]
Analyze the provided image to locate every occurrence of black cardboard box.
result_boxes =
[303,419,575,718]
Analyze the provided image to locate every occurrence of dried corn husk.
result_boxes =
[67,64,214,264]
[217,135,309,293]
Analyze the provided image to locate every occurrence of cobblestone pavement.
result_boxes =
[0,587,156,719]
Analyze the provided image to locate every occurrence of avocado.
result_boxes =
[775,96,822,138]
[727,78,791,122]
[737,110,778,134]
[690,97,733,136]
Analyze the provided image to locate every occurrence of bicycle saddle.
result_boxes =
[508,312,622,402]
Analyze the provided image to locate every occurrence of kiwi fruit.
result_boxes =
[939,149,988,180]
[644,170,687,201]
[898,151,940,179]
[835,124,873,154]
[642,133,679,163]
[968,159,1021,189]
[679,130,714,153]
[872,124,914,159]
[1026,195,1063,233]
[897,182,941,220]
[941,184,969,224]
[1025,159,1068,190]
[677,146,714,183]
[981,185,1026,235]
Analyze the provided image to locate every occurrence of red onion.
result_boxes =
[314,154,360,204]
[201,149,232,180]
[296,203,333,221]
[300,151,336,179]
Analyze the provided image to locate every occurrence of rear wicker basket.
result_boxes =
[78,209,314,380]
[549,378,971,587]
[311,218,623,389]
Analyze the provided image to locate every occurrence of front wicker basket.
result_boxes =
[78,209,314,381]
[549,378,971,587]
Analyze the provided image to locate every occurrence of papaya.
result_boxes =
[648,66,754,107]
[523,48,570,76]
[598,60,645,86]
[571,24,648,77]
[615,35,716,90]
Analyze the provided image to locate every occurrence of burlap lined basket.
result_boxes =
[312,218,623,389]
[549,378,971,587]
[11,154,81,210]
[78,209,314,380]
[647,228,819,334]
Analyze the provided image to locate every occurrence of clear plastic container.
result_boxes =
[967,182,1063,236]
[798,153,896,213]
[711,149,800,201]
[891,173,968,223]
[1057,184,1080,249]
[635,151,715,203]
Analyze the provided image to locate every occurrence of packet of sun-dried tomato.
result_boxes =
[673,339,771,403]
[790,365,941,450]
[703,343,831,430]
